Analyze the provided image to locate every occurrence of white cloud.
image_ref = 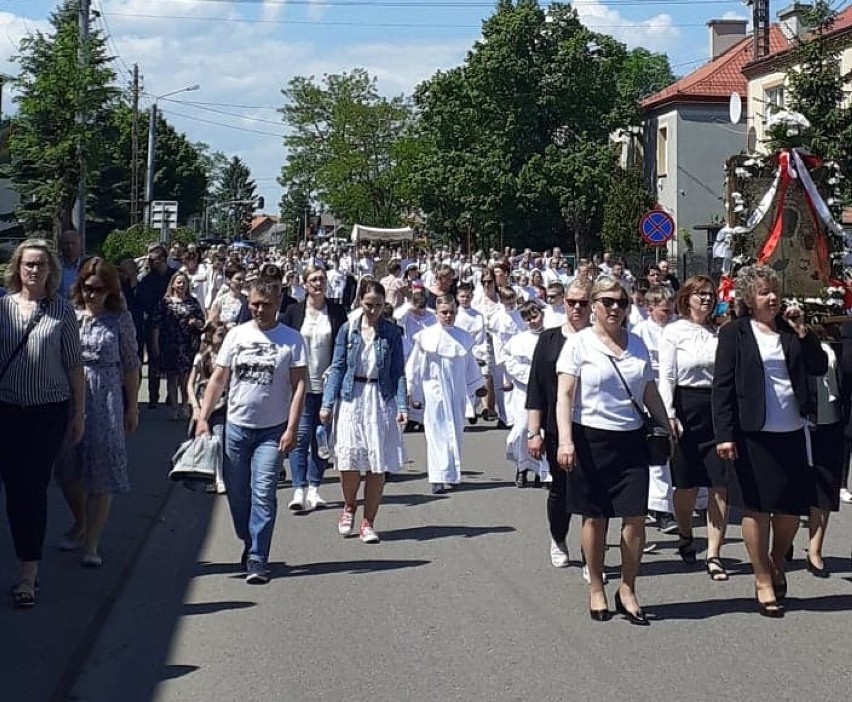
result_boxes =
[722,11,749,22]
[0,12,52,72]
[574,0,681,53]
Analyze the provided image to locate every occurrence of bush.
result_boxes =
[100,226,198,263]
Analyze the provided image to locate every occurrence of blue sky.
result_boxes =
[0,1,832,211]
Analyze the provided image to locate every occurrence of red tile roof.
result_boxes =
[642,26,788,111]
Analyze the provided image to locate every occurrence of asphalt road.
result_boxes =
[68,424,852,702]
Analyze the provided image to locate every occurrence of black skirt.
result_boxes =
[567,423,649,518]
[729,429,813,515]
[811,423,845,512]
[671,387,728,489]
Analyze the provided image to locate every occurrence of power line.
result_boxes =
[159,105,287,138]
[174,99,281,111]
[162,97,284,126]
[94,1,132,77]
[162,0,741,7]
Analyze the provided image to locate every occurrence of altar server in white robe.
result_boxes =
[503,301,549,487]
[406,294,486,494]
[490,287,524,426]
[395,285,436,429]
[455,282,488,422]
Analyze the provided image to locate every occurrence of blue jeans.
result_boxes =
[288,393,328,488]
[223,421,285,564]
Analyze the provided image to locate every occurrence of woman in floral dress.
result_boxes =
[152,271,206,420]
[55,258,140,567]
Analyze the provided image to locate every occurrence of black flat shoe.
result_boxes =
[806,557,830,579]
[614,591,649,626]
[514,471,528,489]
[677,533,697,565]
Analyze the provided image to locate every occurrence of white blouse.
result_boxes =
[556,327,653,431]
[750,321,805,433]
[658,318,718,418]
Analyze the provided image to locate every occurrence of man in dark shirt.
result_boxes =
[136,244,173,408]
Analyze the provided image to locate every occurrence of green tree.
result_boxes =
[6,0,117,235]
[411,0,675,254]
[215,156,256,239]
[786,1,852,200]
[279,68,419,227]
[600,166,657,254]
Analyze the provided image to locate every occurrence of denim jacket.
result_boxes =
[321,317,407,413]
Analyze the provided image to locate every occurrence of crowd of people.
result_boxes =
[1,230,851,621]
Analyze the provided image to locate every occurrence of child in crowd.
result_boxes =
[189,323,229,494]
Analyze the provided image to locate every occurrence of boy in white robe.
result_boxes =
[488,287,524,427]
[503,301,549,487]
[406,294,485,494]
[455,283,488,422]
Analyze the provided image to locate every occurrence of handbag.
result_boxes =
[168,433,221,482]
[0,298,50,385]
[607,356,671,465]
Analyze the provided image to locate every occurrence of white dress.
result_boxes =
[406,324,485,484]
[333,341,403,474]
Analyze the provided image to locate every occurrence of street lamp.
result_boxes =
[144,84,200,229]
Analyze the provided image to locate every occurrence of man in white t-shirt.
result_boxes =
[197,279,307,584]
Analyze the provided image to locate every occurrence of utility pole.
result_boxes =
[144,102,157,230]
[74,0,91,251]
[130,64,140,227]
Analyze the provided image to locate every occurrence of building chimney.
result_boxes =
[778,3,813,41]
[708,19,748,59]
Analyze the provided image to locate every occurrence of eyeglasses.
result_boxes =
[594,296,629,310]
[83,284,107,295]
[565,298,589,308]
[691,291,715,299]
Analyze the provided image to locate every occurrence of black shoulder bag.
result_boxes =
[0,298,50,386]
[608,355,671,465]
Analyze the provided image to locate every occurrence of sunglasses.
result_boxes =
[566,299,589,308]
[594,296,629,310]
[83,284,107,295]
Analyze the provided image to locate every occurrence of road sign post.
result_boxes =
[151,200,179,245]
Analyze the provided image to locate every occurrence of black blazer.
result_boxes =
[281,299,347,345]
[525,327,568,440]
[712,315,828,443]
[840,321,852,438]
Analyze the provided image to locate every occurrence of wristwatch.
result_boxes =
[526,431,541,440]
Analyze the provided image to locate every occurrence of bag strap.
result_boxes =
[0,298,50,386]
[607,354,650,423]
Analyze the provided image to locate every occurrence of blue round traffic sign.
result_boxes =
[640,209,675,246]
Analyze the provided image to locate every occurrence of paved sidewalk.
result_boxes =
[0,393,190,702]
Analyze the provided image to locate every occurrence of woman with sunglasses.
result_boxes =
[282,265,346,512]
[658,276,730,578]
[0,239,84,607]
[55,258,140,568]
[320,282,407,543]
[555,276,669,624]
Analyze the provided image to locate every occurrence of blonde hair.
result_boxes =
[5,238,62,298]
[590,275,625,301]
[735,265,777,317]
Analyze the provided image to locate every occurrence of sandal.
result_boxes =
[677,533,697,565]
[706,557,729,581]
[9,584,36,609]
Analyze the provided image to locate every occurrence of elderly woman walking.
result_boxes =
[0,239,84,608]
[713,265,826,617]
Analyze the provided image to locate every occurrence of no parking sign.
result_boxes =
[639,209,675,247]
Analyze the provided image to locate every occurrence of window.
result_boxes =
[656,126,668,177]
[764,85,785,121]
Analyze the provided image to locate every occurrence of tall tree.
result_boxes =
[600,166,657,254]
[215,156,256,239]
[786,1,852,199]
[279,69,419,226]
[6,0,117,235]
[412,0,675,254]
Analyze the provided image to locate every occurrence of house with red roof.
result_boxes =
[640,19,772,272]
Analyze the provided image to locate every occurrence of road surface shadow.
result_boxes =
[648,593,852,620]
[160,665,199,681]
[379,525,516,542]
[284,559,430,577]
[381,493,448,507]
[182,601,256,616]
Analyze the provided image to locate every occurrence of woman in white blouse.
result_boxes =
[659,276,730,580]
[555,277,669,624]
